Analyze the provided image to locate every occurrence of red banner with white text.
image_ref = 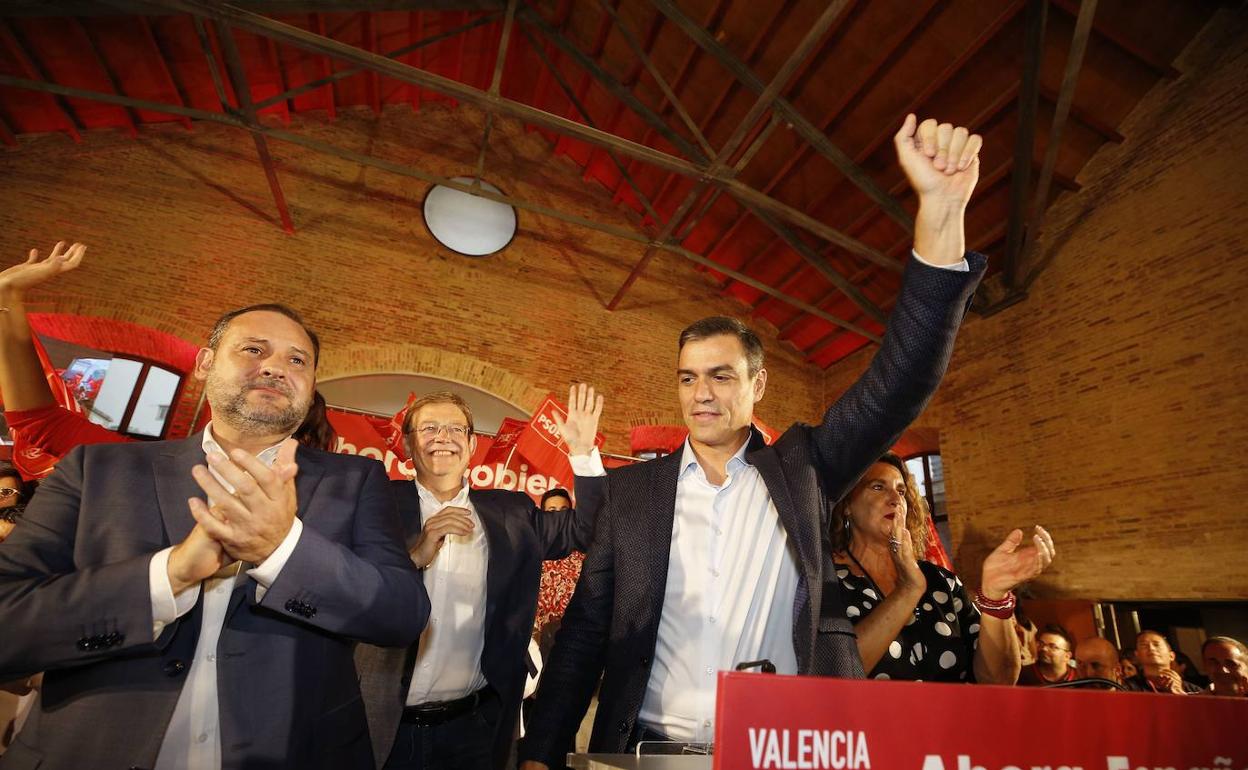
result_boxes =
[714,672,1248,770]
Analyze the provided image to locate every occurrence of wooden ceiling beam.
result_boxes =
[130,0,891,262]
[650,0,912,232]
[73,18,140,136]
[0,19,84,142]
[2,1,506,14]
[0,71,882,343]
[1020,0,1098,291]
[519,22,663,227]
[1050,0,1179,79]
[698,0,947,275]
[1002,0,1048,290]
[137,16,194,130]
[472,0,517,181]
[254,11,497,111]
[214,21,296,233]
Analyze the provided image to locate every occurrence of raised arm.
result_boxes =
[0,242,85,412]
[535,383,605,557]
[811,117,987,500]
[972,526,1055,684]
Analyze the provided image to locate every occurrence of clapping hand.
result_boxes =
[980,525,1055,600]
[187,439,300,564]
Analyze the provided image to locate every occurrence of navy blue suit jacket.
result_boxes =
[357,477,602,769]
[0,435,429,770]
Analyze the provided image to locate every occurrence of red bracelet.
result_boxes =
[972,588,1016,619]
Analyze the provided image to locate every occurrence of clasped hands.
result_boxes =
[167,439,300,594]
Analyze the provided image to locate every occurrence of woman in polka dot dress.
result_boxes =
[829,453,1055,684]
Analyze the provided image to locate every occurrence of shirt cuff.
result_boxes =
[149,547,200,641]
[247,518,303,602]
[569,447,606,477]
[912,248,969,272]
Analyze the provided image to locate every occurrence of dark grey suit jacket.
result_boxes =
[356,478,602,769]
[520,253,986,765]
[0,435,429,770]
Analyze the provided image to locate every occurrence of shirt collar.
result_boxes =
[414,477,471,511]
[678,435,752,481]
[201,421,288,468]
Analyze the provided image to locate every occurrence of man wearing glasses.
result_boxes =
[0,464,29,544]
[1018,625,1078,686]
[357,386,605,770]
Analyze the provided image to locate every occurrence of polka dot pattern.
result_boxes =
[834,560,980,683]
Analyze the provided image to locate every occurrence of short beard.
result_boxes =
[207,374,307,437]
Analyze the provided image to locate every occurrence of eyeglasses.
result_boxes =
[0,488,18,498]
[414,423,470,439]
[1037,641,1071,653]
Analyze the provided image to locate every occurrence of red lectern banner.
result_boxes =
[713,672,1248,770]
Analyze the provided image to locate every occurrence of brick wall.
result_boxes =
[823,9,1248,600]
[0,101,828,456]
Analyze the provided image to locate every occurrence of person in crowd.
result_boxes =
[521,113,991,767]
[1174,650,1210,689]
[1014,605,1038,667]
[830,453,1052,684]
[0,243,338,454]
[355,386,606,770]
[0,466,37,754]
[1124,630,1203,694]
[1074,636,1124,687]
[1200,636,1248,697]
[1120,652,1139,680]
[0,464,32,544]
[1017,624,1078,685]
[540,487,572,512]
[0,296,429,769]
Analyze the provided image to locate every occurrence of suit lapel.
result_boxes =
[153,434,208,547]
[748,447,818,588]
[643,452,682,628]
[471,491,509,641]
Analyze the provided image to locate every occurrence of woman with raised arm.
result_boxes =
[0,241,336,456]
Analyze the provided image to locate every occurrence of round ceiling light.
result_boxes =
[422,177,518,257]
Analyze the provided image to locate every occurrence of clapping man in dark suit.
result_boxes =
[357,384,606,770]
[0,303,429,770]
[520,114,990,766]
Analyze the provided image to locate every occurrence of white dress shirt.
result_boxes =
[405,480,490,705]
[147,424,303,770]
[641,440,799,743]
[406,450,607,705]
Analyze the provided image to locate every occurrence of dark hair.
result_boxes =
[292,391,337,452]
[208,303,321,367]
[541,488,572,508]
[1136,629,1172,651]
[1039,624,1075,652]
[0,462,32,505]
[829,452,930,556]
[678,316,764,376]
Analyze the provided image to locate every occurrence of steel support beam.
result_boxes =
[1002,0,1047,289]
[214,21,296,233]
[0,72,880,343]
[1021,0,1098,290]
[650,0,913,233]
